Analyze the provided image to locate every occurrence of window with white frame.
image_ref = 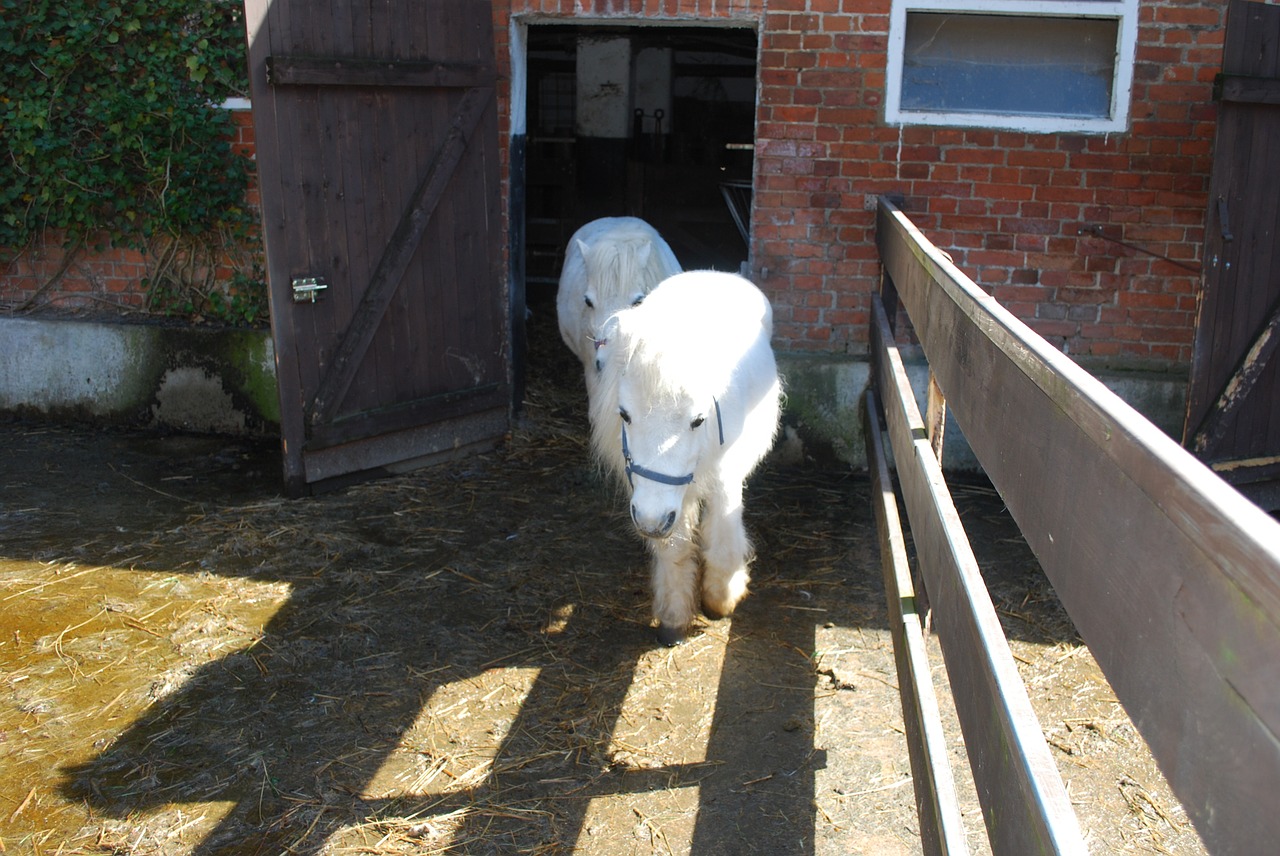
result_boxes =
[885,0,1138,133]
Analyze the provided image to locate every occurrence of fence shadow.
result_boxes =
[0,383,879,855]
[33,433,842,854]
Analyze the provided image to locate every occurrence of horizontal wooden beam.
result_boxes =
[1212,454,1280,479]
[1215,73,1280,105]
[302,406,508,487]
[306,384,505,451]
[268,55,495,88]
[876,195,1280,856]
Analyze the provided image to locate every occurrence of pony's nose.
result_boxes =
[631,505,677,538]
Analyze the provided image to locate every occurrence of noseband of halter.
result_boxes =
[622,399,724,488]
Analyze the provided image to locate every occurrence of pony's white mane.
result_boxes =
[580,222,674,303]
[556,217,682,372]
[590,270,775,483]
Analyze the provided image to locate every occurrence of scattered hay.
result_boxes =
[0,312,1208,854]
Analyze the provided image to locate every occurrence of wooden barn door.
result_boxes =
[1185,0,1280,503]
[244,0,509,496]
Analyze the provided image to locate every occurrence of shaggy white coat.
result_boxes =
[591,270,781,645]
[556,217,681,399]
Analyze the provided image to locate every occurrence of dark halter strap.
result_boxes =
[622,399,724,488]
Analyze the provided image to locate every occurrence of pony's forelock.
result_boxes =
[582,232,669,302]
[614,310,713,412]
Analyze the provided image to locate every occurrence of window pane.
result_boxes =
[901,13,1118,118]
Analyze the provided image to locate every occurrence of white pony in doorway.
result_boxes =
[556,217,681,399]
[591,270,781,646]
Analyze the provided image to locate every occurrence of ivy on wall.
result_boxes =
[0,0,266,325]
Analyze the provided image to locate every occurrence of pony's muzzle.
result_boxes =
[631,504,677,538]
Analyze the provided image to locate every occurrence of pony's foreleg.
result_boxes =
[699,483,752,620]
[646,508,701,646]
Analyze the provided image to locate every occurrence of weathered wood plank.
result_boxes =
[302,407,508,487]
[870,294,1087,856]
[308,85,493,425]
[864,388,970,856]
[1215,73,1280,104]
[244,0,309,493]
[1192,295,1280,454]
[308,383,504,450]
[1188,0,1280,462]
[268,55,494,88]
[926,373,946,461]
[877,195,1280,856]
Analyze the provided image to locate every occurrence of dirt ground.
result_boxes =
[0,307,1208,855]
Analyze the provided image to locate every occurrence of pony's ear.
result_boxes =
[576,238,591,258]
[594,313,623,373]
[598,312,621,344]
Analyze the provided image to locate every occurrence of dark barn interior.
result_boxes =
[521,24,759,301]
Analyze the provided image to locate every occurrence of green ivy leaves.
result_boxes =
[1,0,266,325]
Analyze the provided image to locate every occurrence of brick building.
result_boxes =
[495,0,1218,368]
[2,0,1226,395]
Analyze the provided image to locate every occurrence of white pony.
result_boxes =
[556,217,682,396]
[591,271,781,646]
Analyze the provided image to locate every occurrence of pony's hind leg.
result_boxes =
[647,524,701,646]
[698,492,752,620]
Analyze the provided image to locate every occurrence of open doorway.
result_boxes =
[519,24,759,303]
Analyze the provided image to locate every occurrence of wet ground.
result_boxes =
[0,309,1207,855]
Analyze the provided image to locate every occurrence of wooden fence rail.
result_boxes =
[867,196,1280,856]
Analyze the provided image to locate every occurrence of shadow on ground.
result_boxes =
[0,305,916,856]
[0,308,1199,855]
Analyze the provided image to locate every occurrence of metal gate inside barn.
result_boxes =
[244,0,509,497]
[1187,0,1280,509]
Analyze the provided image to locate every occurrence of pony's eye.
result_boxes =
[631,294,645,307]
[584,296,594,309]
[691,415,706,429]
[619,408,631,424]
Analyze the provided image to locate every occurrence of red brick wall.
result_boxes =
[4,2,1223,370]
[495,0,1222,365]
[1,236,153,312]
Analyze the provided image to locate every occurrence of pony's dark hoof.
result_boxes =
[656,623,686,647]
[701,602,730,621]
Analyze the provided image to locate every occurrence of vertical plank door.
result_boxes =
[1186,0,1280,503]
[244,0,509,495]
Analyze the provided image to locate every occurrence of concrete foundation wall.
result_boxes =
[777,350,1189,473]
[0,317,279,436]
[0,317,1188,472]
